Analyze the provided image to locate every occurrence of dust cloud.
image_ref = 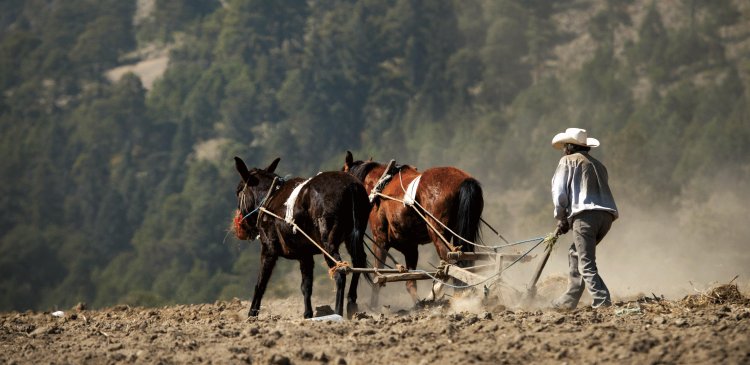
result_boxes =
[598,181,750,299]
[498,172,750,303]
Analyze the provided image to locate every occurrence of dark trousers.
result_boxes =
[554,210,614,309]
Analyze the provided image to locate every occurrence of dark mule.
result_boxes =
[343,151,483,306]
[233,157,370,318]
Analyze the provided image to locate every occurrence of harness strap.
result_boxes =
[284,177,312,231]
[255,177,283,229]
[368,159,398,203]
[403,175,421,206]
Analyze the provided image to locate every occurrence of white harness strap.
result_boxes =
[403,175,422,206]
[285,178,312,224]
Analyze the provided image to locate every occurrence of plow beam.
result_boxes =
[442,264,487,286]
[373,272,437,285]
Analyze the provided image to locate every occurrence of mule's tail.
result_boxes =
[456,178,484,253]
[348,182,370,270]
[346,182,370,310]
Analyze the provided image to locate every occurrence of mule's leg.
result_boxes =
[403,244,420,304]
[324,254,347,316]
[333,249,346,316]
[428,212,470,289]
[369,243,388,308]
[346,239,366,317]
[249,253,278,317]
[425,216,452,261]
[425,226,453,299]
[319,218,347,316]
[299,255,315,319]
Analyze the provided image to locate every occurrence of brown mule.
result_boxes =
[343,151,483,307]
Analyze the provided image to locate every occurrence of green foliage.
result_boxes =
[0,30,41,89]
[69,15,134,72]
[138,0,221,43]
[0,225,65,310]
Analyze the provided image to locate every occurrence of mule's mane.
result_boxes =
[349,161,382,182]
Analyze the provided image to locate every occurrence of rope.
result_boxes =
[372,191,456,252]
[371,189,546,254]
[259,193,551,290]
[480,217,510,245]
[487,233,556,291]
[241,176,555,292]
[498,236,548,274]
[394,171,542,251]
[396,172,480,250]
[368,233,550,291]
[258,207,350,271]
[364,232,401,267]
[486,236,548,249]
[363,239,396,270]
[328,261,351,279]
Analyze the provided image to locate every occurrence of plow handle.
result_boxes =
[527,228,562,297]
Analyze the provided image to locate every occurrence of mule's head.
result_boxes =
[343,151,375,178]
[233,156,280,240]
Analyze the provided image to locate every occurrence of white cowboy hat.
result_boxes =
[551,128,600,150]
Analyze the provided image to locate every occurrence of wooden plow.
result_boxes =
[337,249,539,292]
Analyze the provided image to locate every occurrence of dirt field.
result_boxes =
[2,283,749,365]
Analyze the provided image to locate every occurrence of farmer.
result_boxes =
[550,128,618,309]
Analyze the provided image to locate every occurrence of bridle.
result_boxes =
[238,176,284,232]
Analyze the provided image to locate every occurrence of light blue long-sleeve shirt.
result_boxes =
[551,151,618,223]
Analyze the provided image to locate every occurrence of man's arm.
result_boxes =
[551,159,570,221]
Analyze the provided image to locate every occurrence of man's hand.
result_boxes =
[556,219,570,236]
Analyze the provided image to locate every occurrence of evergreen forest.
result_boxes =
[1,0,749,311]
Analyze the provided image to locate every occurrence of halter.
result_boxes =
[238,176,284,231]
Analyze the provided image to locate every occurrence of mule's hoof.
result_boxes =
[248,308,260,317]
[346,302,359,318]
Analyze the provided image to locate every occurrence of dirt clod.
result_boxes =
[314,305,335,317]
[269,354,291,365]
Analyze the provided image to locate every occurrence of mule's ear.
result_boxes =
[265,157,281,173]
[235,156,251,181]
[345,151,354,168]
[367,156,373,162]
[235,157,259,186]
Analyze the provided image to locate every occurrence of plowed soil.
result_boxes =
[2,286,749,365]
